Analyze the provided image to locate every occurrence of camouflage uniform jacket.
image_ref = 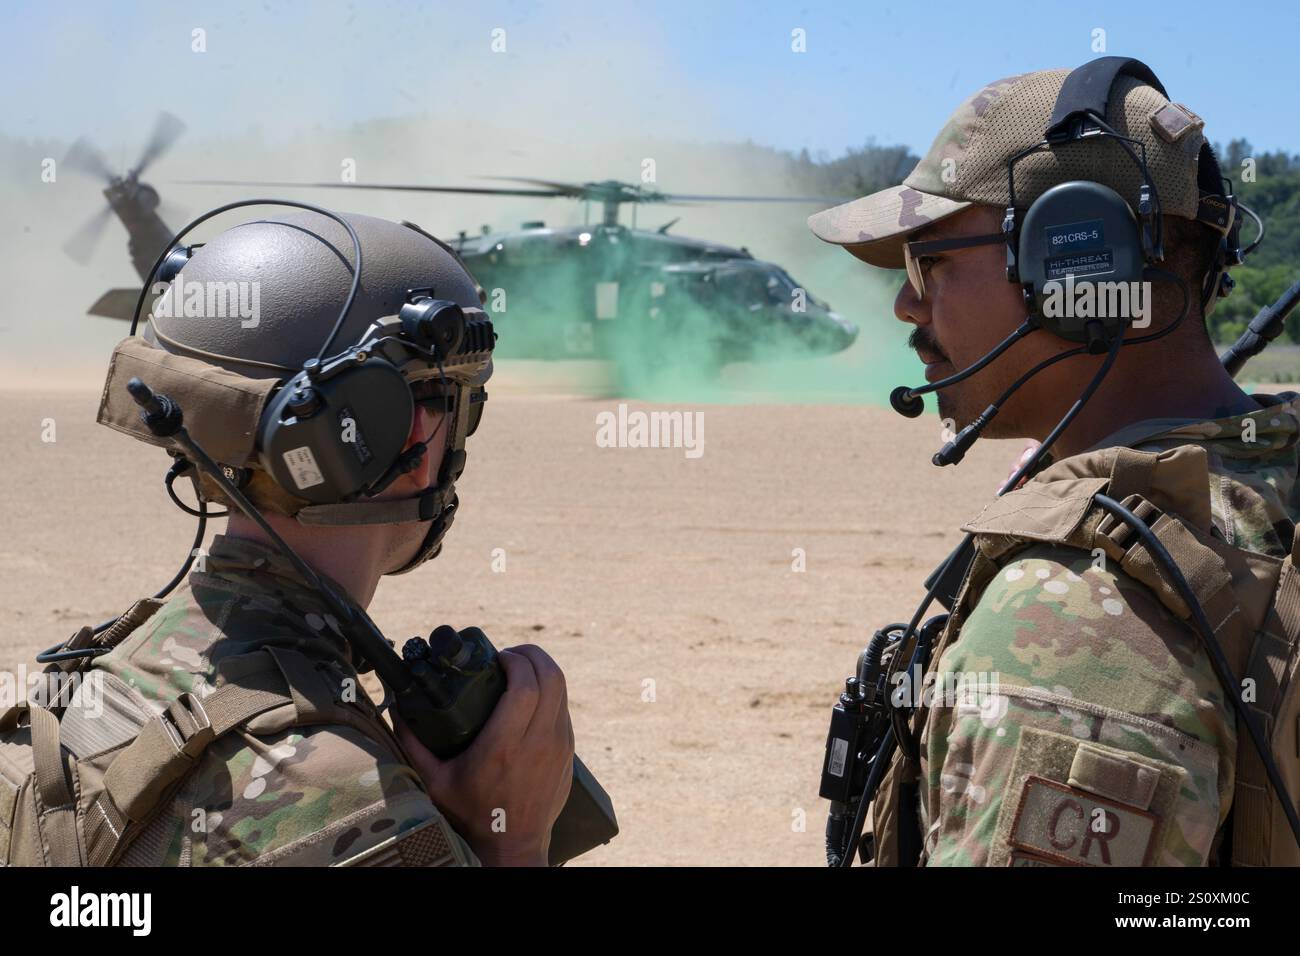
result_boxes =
[92,533,479,866]
[920,392,1300,866]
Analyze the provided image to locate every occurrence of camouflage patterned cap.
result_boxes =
[808,67,1209,269]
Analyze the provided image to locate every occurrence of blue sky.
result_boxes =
[3,0,1299,158]
[2,0,1297,386]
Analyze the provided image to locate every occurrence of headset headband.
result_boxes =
[1046,56,1168,141]
[130,200,364,370]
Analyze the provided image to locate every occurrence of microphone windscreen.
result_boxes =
[890,385,925,418]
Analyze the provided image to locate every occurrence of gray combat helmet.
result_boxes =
[114,207,493,574]
[145,209,485,379]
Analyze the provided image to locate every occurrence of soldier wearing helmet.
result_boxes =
[75,208,574,866]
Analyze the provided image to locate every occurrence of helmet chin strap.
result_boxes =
[290,381,471,575]
[387,486,459,575]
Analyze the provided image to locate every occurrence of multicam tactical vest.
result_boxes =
[0,601,458,867]
[872,441,1300,867]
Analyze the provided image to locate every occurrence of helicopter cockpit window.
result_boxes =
[508,235,556,265]
[770,268,823,309]
[719,270,770,306]
[764,269,800,305]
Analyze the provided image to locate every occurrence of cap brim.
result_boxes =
[807,185,971,269]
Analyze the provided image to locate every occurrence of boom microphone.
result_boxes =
[921,267,1194,468]
[889,385,925,418]
[890,319,1036,419]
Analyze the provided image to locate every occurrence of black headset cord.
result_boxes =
[838,329,1127,866]
[35,465,214,663]
[935,267,1189,466]
[1092,493,1300,850]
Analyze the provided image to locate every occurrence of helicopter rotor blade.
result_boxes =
[660,192,850,204]
[480,176,589,197]
[486,177,848,205]
[177,176,851,207]
[133,112,186,177]
[62,205,114,264]
[62,137,115,183]
[175,179,571,198]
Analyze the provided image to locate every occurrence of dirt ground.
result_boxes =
[0,362,1020,866]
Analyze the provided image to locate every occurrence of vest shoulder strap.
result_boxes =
[79,643,408,866]
[960,444,1277,673]
[84,652,292,865]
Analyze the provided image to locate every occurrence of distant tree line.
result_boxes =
[787,139,1300,344]
[1212,139,1300,343]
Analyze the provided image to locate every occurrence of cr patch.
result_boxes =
[1009,775,1159,866]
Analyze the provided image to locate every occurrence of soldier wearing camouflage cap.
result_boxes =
[812,61,1300,866]
[2,209,575,867]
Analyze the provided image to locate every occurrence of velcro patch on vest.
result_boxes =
[1149,102,1204,143]
[1010,776,1158,867]
[335,814,465,867]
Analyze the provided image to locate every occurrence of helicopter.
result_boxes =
[183,175,860,367]
[62,118,860,368]
[60,112,187,322]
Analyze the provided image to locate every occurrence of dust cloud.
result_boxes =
[0,8,920,404]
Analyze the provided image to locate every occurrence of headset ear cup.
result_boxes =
[259,359,414,503]
[1017,181,1146,343]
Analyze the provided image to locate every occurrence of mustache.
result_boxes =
[908,327,949,362]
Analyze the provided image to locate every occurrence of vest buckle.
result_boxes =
[1095,493,1164,557]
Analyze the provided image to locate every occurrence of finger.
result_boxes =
[507,644,567,739]
[550,671,572,748]
[553,683,572,751]
[549,690,575,803]
[1000,442,1039,492]
[554,753,575,810]
[519,646,572,761]
[470,648,541,751]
